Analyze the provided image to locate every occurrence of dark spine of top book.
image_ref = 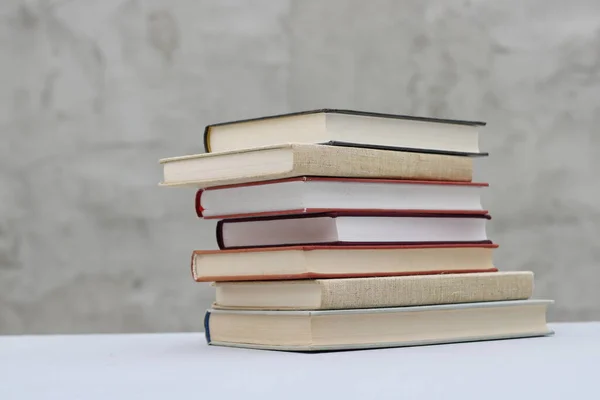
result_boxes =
[203,109,487,156]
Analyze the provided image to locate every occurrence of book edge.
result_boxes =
[208,299,554,316]
[202,176,490,191]
[212,270,535,286]
[192,242,500,255]
[202,209,490,220]
[158,143,295,163]
[324,141,488,157]
[204,109,487,129]
[193,268,499,282]
[218,210,493,224]
[206,330,554,352]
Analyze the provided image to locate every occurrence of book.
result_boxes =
[196,177,488,219]
[212,271,534,310]
[159,144,473,188]
[216,211,491,249]
[191,244,498,282]
[203,109,487,156]
[203,300,553,351]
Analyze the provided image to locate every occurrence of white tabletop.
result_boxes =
[0,322,598,400]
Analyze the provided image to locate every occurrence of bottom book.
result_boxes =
[204,300,554,352]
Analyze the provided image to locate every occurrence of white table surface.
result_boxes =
[0,322,598,400]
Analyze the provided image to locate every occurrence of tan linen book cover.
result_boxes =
[212,271,534,310]
[159,144,473,188]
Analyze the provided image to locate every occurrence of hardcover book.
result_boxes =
[191,243,498,282]
[212,271,534,310]
[203,109,487,156]
[216,211,492,249]
[203,300,553,351]
[159,144,473,188]
[196,177,488,219]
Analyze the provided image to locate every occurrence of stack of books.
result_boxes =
[160,109,553,351]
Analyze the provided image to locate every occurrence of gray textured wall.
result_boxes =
[1,0,599,334]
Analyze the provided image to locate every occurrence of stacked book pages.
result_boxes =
[159,109,554,352]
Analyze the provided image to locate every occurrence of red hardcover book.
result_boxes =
[196,177,489,219]
[191,243,498,282]
[215,210,492,250]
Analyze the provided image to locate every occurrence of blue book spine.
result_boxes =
[204,310,212,344]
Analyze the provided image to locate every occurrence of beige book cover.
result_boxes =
[213,271,534,310]
[159,144,473,188]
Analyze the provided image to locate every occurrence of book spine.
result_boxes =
[204,310,212,344]
[203,126,212,153]
[217,240,493,251]
[319,272,534,309]
[292,145,473,182]
[190,252,200,281]
[215,221,226,250]
[195,189,204,217]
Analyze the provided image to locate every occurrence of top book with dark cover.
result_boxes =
[203,109,487,156]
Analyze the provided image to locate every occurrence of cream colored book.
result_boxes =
[204,300,554,351]
[203,109,486,155]
[212,271,534,310]
[190,244,498,282]
[159,144,473,188]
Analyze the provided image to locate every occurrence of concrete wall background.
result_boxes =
[1,0,599,334]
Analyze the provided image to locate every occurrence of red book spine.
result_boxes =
[195,189,204,218]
